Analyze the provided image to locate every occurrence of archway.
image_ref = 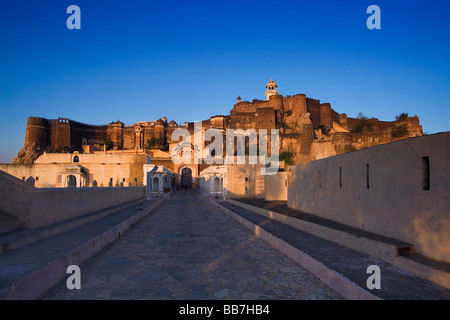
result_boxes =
[181,167,192,189]
[67,175,77,188]
[152,177,159,192]
[213,177,221,192]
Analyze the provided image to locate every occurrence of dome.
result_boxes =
[265,79,279,100]
[168,120,177,126]
[266,79,277,89]
[162,116,167,123]
[155,118,165,125]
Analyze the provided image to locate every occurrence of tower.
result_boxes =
[265,79,278,100]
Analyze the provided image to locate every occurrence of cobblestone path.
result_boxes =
[43,190,341,300]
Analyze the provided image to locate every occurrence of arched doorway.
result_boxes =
[67,175,77,188]
[213,177,221,192]
[152,177,159,192]
[181,167,192,189]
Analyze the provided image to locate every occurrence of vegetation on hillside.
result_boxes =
[279,150,295,165]
[395,113,409,120]
[316,123,330,136]
[351,113,376,133]
[392,124,409,137]
[146,137,162,149]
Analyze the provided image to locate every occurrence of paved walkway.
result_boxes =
[43,190,341,300]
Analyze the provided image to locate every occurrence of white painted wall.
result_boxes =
[288,132,450,263]
[265,172,287,201]
[0,170,146,229]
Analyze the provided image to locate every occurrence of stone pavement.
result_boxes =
[43,190,341,300]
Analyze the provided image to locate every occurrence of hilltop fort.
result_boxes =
[13,79,423,167]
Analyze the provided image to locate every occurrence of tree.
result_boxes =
[279,150,295,166]
[103,137,114,151]
[279,121,288,129]
[392,124,409,137]
[146,137,162,149]
[356,112,368,120]
[351,114,376,133]
[395,113,409,120]
[161,143,169,152]
[317,124,330,136]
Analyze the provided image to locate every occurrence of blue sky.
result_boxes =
[1,0,449,162]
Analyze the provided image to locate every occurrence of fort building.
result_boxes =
[5,80,423,191]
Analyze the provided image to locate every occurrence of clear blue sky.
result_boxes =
[1,0,449,162]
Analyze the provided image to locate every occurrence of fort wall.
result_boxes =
[287,132,450,263]
[25,117,49,145]
[264,172,287,201]
[0,170,146,229]
[0,153,148,188]
[19,83,424,168]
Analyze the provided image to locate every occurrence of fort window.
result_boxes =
[366,164,370,189]
[245,177,249,182]
[339,167,342,188]
[22,177,25,181]
[36,177,39,181]
[73,156,79,163]
[422,157,430,190]
[122,178,125,182]
[319,170,322,188]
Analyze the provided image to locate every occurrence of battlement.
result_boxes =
[17,80,423,166]
[28,117,49,125]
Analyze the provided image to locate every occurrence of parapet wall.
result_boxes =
[265,172,287,201]
[287,132,450,263]
[0,170,146,229]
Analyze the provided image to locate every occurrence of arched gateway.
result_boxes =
[181,167,192,189]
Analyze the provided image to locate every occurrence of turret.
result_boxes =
[25,117,49,146]
[320,103,333,129]
[265,79,278,101]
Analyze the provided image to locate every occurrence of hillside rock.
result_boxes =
[11,143,48,164]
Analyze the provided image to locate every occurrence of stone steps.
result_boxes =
[0,198,146,255]
[222,198,450,292]
[0,212,18,235]
[0,199,162,300]
[214,199,450,299]
[226,198,415,265]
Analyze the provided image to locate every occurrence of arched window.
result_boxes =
[73,156,79,163]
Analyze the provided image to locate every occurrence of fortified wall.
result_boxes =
[0,170,146,229]
[12,80,423,167]
[287,132,450,264]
